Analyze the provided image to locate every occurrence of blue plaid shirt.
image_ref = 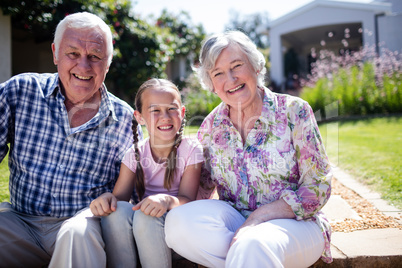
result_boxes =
[0,73,139,217]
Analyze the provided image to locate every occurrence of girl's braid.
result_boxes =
[132,118,145,200]
[164,118,186,190]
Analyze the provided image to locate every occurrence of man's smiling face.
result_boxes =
[52,26,110,104]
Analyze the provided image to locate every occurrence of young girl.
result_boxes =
[90,78,203,268]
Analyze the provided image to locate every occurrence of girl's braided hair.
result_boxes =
[133,78,185,200]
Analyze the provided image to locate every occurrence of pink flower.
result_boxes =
[213,131,228,149]
[298,187,320,214]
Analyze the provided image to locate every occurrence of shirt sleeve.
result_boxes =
[184,138,204,166]
[122,146,137,173]
[196,115,218,200]
[280,100,332,220]
[0,80,11,162]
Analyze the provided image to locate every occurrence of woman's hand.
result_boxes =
[90,192,117,216]
[132,194,170,217]
[229,199,296,247]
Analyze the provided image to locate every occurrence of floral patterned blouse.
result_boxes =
[197,87,333,263]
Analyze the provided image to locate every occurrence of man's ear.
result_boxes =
[134,110,145,125]
[51,43,58,65]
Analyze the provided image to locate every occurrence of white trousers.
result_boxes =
[49,207,105,268]
[165,199,324,268]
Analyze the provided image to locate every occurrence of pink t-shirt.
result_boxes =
[122,137,204,198]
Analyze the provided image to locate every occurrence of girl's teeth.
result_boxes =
[159,126,172,130]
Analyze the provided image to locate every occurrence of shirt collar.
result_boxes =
[212,86,277,128]
[46,74,117,121]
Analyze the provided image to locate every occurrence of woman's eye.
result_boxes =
[213,72,222,77]
[233,63,242,69]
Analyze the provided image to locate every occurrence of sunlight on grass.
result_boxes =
[319,117,402,209]
[0,154,10,202]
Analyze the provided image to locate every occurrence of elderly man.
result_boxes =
[0,12,139,267]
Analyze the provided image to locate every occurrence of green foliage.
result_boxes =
[300,47,402,118]
[181,74,221,126]
[0,0,206,106]
[0,154,10,202]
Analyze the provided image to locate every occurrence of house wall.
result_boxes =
[378,13,402,53]
[270,5,385,89]
[12,38,55,75]
[0,11,11,83]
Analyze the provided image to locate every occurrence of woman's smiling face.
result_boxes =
[209,44,259,110]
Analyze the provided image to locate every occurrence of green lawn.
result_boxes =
[1,119,401,209]
[0,154,10,202]
[319,116,402,209]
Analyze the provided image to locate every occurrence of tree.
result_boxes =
[225,10,270,49]
[0,0,205,105]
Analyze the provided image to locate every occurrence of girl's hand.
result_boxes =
[132,194,169,217]
[90,192,117,216]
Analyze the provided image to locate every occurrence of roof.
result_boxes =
[270,0,392,28]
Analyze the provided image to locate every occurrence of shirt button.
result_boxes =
[53,194,58,198]
[59,164,65,169]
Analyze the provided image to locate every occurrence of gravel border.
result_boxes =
[330,177,401,232]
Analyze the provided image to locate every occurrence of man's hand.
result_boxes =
[90,192,117,216]
[132,194,169,217]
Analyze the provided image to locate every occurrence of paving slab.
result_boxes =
[331,166,402,224]
[322,194,361,223]
[331,228,402,257]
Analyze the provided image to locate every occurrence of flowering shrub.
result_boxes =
[300,46,402,118]
[181,74,221,126]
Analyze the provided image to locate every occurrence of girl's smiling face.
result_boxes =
[134,87,185,147]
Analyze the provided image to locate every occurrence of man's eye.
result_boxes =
[169,107,178,111]
[67,52,79,58]
[89,55,101,61]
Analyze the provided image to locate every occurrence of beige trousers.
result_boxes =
[0,202,105,268]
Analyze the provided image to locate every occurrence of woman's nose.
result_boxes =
[228,71,237,81]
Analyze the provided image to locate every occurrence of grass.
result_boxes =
[319,116,402,209]
[0,154,10,202]
[1,120,400,209]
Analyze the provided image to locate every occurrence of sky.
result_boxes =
[132,0,373,34]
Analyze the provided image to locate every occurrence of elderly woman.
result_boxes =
[165,31,332,268]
